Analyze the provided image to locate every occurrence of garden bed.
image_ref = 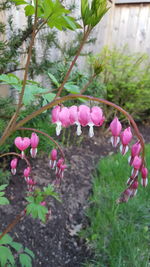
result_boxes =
[0,123,150,267]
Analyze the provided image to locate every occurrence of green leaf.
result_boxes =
[81,0,109,28]
[0,74,20,85]
[48,73,60,87]
[81,0,90,26]
[24,247,35,259]
[0,184,8,191]
[42,93,56,102]
[0,192,4,197]
[64,82,80,94]
[10,241,23,252]
[37,205,48,223]
[25,5,35,16]
[11,0,28,5]
[62,16,79,30]
[0,246,15,266]
[26,202,48,222]
[19,253,32,267]
[44,184,60,202]
[0,234,13,245]
[0,197,9,205]
[16,84,49,105]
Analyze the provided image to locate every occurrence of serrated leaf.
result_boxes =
[19,253,32,267]
[44,184,61,201]
[0,234,13,245]
[0,184,8,191]
[10,241,23,252]
[26,196,34,203]
[0,246,15,266]
[48,73,60,87]
[37,205,48,223]
[25,5,35,16]
[16,84,49,105]
[64,82,80,94]
[24,247,35,259]
[0,197,9,205]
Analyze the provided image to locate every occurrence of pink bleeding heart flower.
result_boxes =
[59,107,70,127]
[117,188,132,203]
[141,166,148,187]
[131,155,142,179]
[127,156,142,185]
[128,141,141,165]
[14,137,30,158]
[110,117,122,147]
[120,127,132,155]
[52,106,62,136]
[69,106,82,136]
[55,158,64,177]
[30,133,39,158]
[59,164,67,179]
[10,158,18,175]
[24,167,31,182]
[88,106,105,138]
[78,105,90,127]
[26,178,36,191]
[52,106,70,136]
[130,180,138,198]
[49,149,57,169]
[53,163,67,186]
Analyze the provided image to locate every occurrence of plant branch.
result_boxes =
[80,73,97,94]
[0,209,26,241]
[18,127,65,159]
[0,152,31,169]
[8,94,144,161]
[55,27,92,98]
[0,0,39,145]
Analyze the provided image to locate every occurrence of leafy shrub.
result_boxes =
[89,47,150,121]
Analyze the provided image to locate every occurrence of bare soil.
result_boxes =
[0,123,150,267]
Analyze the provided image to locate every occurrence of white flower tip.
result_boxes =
[120,145,129,155]
[110,136,120,147]
[141,178,148,187]
[76,124,82,136]
[56,123,62,136]
[89,125,94,138]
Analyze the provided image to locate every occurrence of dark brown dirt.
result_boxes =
[0,123,150,267]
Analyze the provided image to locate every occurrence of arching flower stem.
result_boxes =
[18,127,65,160]
[0,152,31,169]
[0,94,145,165]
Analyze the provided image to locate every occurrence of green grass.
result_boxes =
[81,145,150,267]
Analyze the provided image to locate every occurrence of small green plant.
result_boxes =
[0,232,34,267]
[81,145,150,267]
